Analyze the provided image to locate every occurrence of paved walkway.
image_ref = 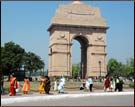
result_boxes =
[1,88,134,98]
[1,89,134,105]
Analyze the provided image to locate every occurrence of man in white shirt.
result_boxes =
[87,77,93,92]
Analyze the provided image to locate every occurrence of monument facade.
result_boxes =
[48,1,108,78]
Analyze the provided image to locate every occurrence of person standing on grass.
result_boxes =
[39,76,45,94]
[22,77,30,94]
[87,77,93,92]
[9,74,18,96]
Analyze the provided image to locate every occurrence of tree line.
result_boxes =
[1,41,45,77]
[72,58,134,79]
[107,58,134,78]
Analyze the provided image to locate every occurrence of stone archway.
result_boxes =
[72,35,88,79]
[47,1,108,78]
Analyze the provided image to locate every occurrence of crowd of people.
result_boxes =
[8,74,51,96]
[104,75,124,92]
[80,75,124,92]
[3,74,124,96]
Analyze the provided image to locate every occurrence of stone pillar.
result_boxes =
[87,30,107,78]
[86,44,93,77]
[48,30,71,77]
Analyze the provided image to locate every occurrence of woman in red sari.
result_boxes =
[9,75,18,96]
[104,76,110,92]
[22,77,30,94]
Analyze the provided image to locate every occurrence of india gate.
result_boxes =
[48,1,108,79]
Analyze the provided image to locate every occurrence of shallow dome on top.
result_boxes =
[72,0,82,4]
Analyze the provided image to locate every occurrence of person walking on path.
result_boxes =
[115,77,120,92]
[110,77,115,92]
[119,77,124,92]
[22,77,30,94]
[9,74,18,96]
[39,76,45,94]
[87,77,93,92]
[85,79,89,90]
[54,80,57,91]
[104,76,110,92]
[44,76,51,94]
[58,76,65,93]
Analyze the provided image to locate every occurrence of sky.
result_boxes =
[1,1,134,70]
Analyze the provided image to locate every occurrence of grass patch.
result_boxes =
[3,87,9,94]
[129,82,134,88]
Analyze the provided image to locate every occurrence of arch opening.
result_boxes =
[72,36,88,79]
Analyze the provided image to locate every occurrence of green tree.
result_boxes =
[107,58,134,78]
[1,41,25,75]
[107,58,124,77]
[124,58,134,78]
[1,41,45,77]
[24,52,44,76]
[72,63,80,79]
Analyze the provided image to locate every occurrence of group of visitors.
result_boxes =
[7,74,124,96]
[9,75,31,96]
[79,75,124,93]
[38,75,51,94]
[8,74,62,96]
[104,75,124,92]
[9,74,51,96]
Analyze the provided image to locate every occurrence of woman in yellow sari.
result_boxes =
[39,76,45,94]
[22,77,30,94]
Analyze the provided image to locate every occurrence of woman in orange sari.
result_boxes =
[38,76,45,94]
[9,75,18,96]
[22,77,30,94]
